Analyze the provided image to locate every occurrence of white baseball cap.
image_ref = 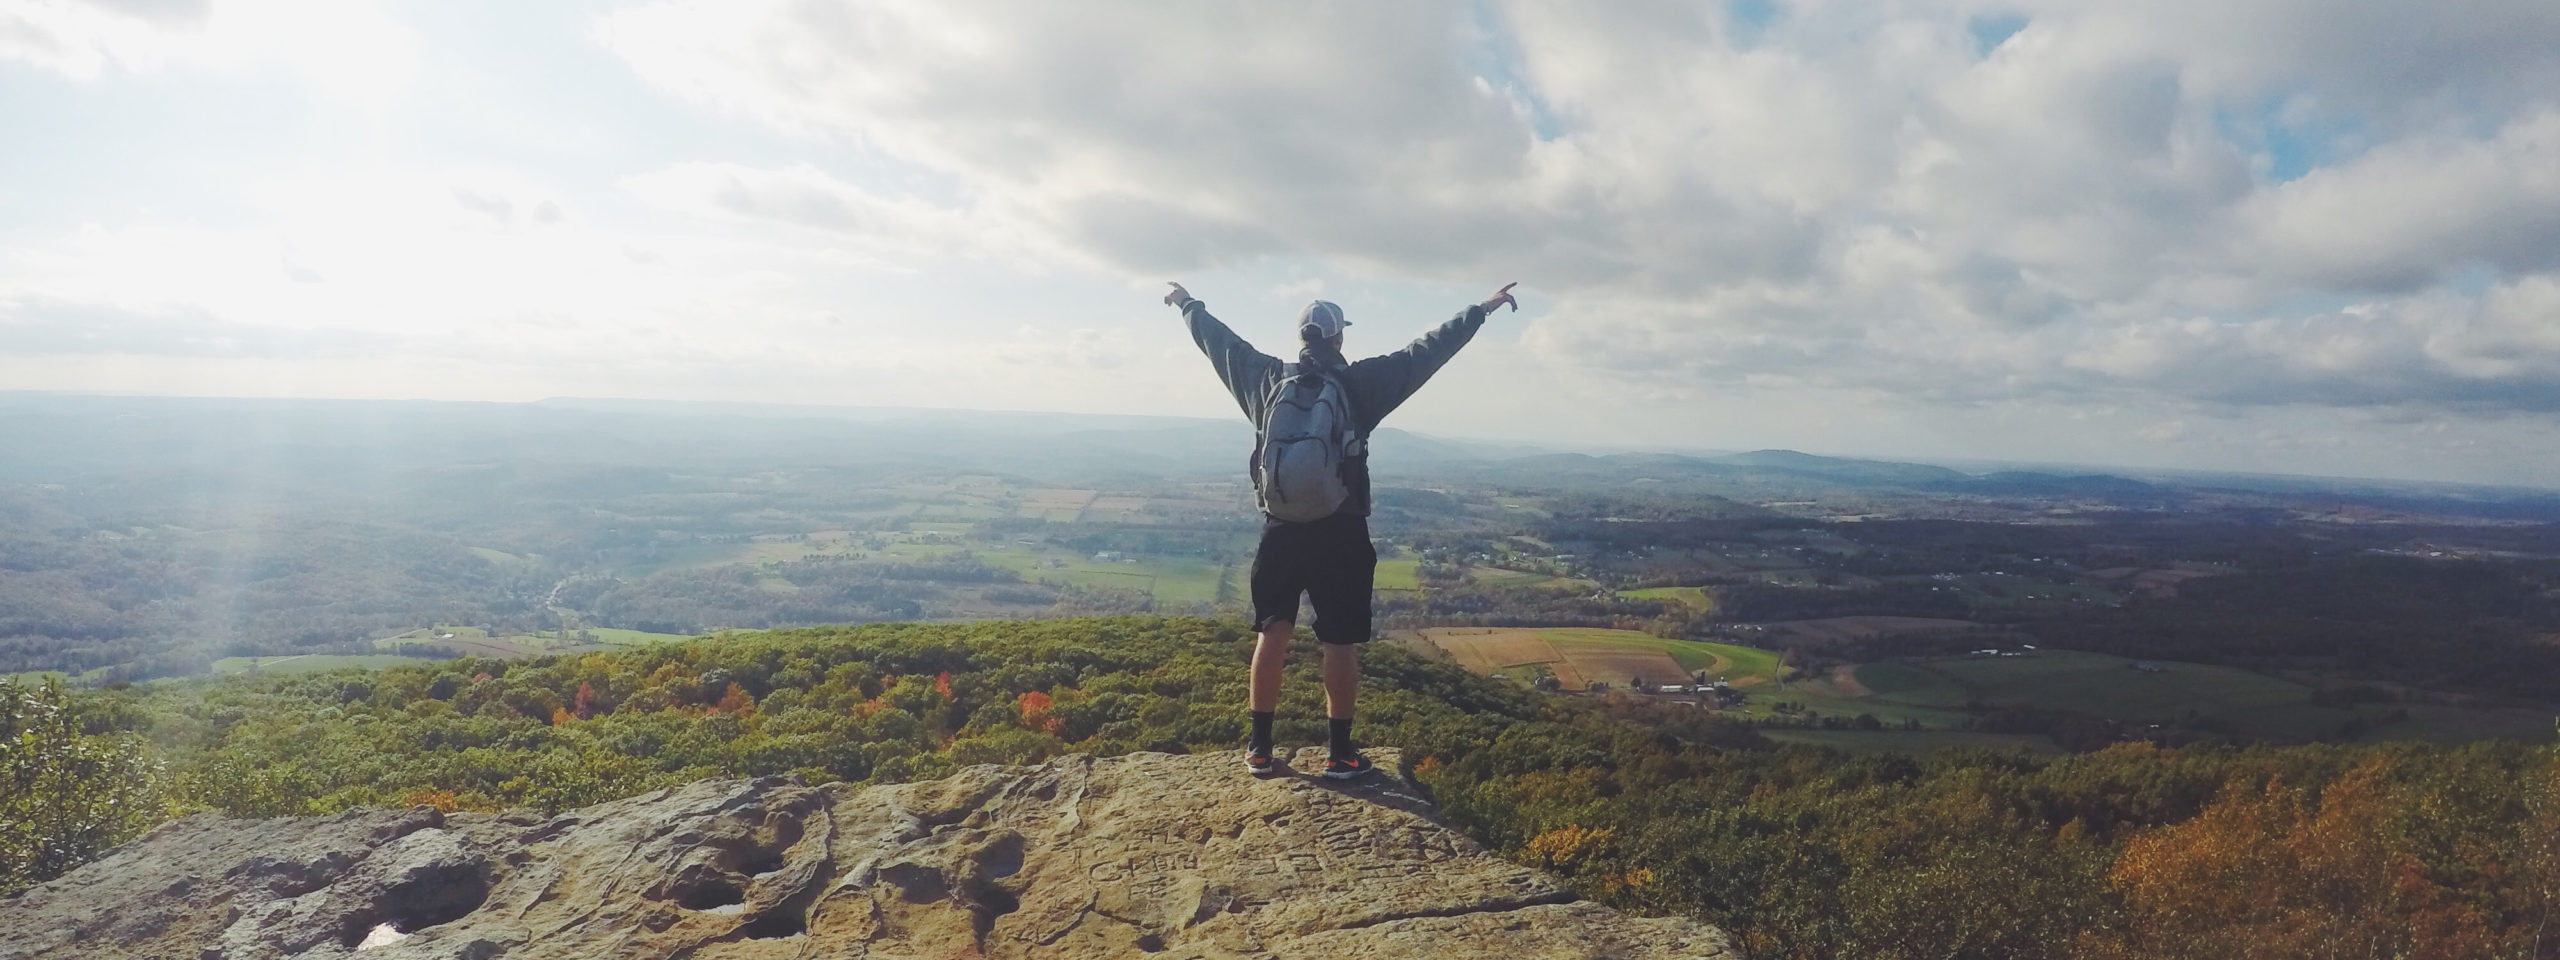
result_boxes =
[1298,300,1351,339]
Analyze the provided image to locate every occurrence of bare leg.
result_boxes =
[1250,623,1291,714]
[1322,643,1358,720]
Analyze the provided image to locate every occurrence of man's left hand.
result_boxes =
[1164,282,1193,307]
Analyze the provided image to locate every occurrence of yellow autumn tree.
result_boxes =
[2088,757,2497,960]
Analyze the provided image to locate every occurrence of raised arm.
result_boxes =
[1345,283,1518,427]
[1167,283,1281,420]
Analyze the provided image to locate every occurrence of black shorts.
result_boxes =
[1249,513,1376,645]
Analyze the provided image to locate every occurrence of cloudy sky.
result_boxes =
[5,0,2560,486]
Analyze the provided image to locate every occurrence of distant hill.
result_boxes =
[1945,471,2167,499]
[1706,449,1971,485]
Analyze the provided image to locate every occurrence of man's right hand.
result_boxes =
[1164,282,1193,307]
[1480,282,1519,313]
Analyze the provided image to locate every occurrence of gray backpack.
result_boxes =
[1255,363,1364,522]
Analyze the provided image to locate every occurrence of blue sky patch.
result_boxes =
[1468,1,1563,140]
[1967,13,2029,57]
[2215,97,2362,184]
[1727,0,1778,47]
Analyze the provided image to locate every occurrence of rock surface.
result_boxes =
[1,748,1737,959]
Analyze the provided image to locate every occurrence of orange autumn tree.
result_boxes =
[707,682,756,719]
[2087,756,2498,960]
[1017,690,1062,735]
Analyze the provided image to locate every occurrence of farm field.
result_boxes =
[1411,627,2531,741]
[1422,627,1783,693]
[617,537,852,575]
[1082,495,1151,522]
[1906,650,2314,725]
[1620,585,1713,612]
[1419,627,1569,674]
[1469,566,1599,591]
[376,626,609,659]
[1763,616,1980,644]
[973,547,1227,606]
[1847,660,1973,706]
[583,627,700,645]
[468,546,536,567]
[2356,703,2558,743]
[2083,564,2229,597]
[1014,488,1098,522]
[1750,661,1976,728]
[213,654,432,675]
[1737,650,2547,744]
[1375,559,1423,590]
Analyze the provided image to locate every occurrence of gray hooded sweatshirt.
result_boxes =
[1181,299,1488,521]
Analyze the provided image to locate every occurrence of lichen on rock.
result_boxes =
[0,748,1736,959]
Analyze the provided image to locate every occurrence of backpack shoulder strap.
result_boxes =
[1259,364,1301,428]
[1307,364,1368,455]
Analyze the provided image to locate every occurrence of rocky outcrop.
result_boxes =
[1,748,1736,959]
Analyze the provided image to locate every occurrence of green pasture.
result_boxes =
[872,540,969,560]
[2358,703,2558,744]
[1472,566,1599,591]
[1565,646,1972,729]
[1908,650,2312,725]
[468,546,537,567]
[376,625,579,655]
[214,654,435,675]
[913,502,1007,521]
[380,624,492,642]
[1734,660,1972,729]
[583,627,699,645]
[973,548,1225,606]
[617,537,847,575]
[1849,660,1972,707]
[1375,559,1423,590]
[1507,630,2543,746]
[1619,585,1714,612]
[1743,650,2531,743]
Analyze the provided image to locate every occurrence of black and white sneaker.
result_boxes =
[1321,751,1375,780]
[1245,747,1286,777]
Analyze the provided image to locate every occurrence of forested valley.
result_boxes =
[11,617,2560,959]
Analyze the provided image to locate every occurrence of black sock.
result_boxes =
[1329,718,1355,757]
[1249,711,1274,755]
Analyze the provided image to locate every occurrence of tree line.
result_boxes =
[5,616,2557,959]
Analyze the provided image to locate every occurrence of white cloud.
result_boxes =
[9,0,2560,484]
[594,0,2560,427]
[618,161,1020,264]
[2234,110,2560,291]
[0,0,418,101]
[0,165,826,371]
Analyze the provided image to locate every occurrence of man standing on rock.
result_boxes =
[1166,280,1520,779]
